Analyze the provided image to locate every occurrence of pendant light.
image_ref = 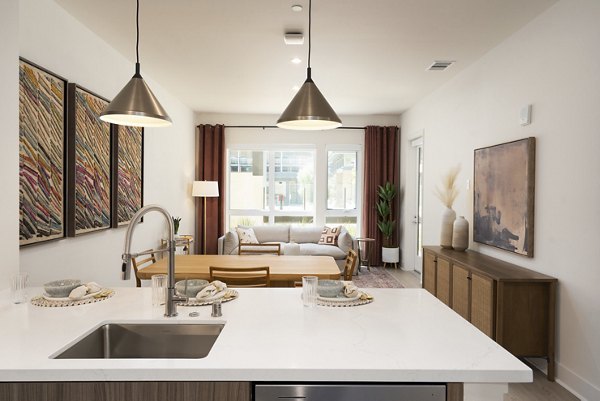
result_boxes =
[100,0,172,127]
[277,0,341,130]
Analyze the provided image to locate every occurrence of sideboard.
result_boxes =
[422,246,557,380]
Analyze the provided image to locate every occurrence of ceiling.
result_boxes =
[55,0,556,116]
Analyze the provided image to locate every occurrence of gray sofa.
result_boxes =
[217,225,353,269]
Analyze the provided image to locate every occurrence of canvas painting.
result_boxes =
[67,84,112,236]
[18,59,66,246]
[473,137,535,257]
[112,125,144,227]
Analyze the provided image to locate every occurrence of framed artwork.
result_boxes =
[18,58,67,246]
[66,84,112,236]
[473,137,536,257]
[111,125,144,227]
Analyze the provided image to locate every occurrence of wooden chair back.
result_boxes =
[343,249,359,281]
[238,242,281,256]
[209,266,271,288]
[131,250,157,287]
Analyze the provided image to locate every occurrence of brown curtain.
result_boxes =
[196,124,225,254]
[362,125,400,266]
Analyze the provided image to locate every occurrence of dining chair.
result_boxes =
[238,242,281,256]
[343,249,359,281]
[209,266,271,288]
[131,250,157,287]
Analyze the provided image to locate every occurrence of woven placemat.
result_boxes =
[178,289,239,307]
[316,293,374,307]
[30,289,114,307]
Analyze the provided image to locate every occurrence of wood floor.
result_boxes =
[385,268,580,401]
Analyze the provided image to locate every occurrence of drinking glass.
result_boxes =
[151,274,167,306]
[302,276,318,307]
[11,272,29,304]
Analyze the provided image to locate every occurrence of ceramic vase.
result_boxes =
[452,216,469,251]
[440,207,456,249]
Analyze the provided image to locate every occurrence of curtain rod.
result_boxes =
[223,125,365,130]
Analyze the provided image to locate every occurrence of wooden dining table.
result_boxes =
[137,255,341,287]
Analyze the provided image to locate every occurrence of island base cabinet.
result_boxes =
[0,381,251,401]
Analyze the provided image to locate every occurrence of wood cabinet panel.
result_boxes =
[0,382,251,401]
[436,257,451,306]
[423,251,437,295]
[452,264,470,321]
[470,273,495,338]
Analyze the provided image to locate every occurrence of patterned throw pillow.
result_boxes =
[318,226,341,246]
[236,227,259,244]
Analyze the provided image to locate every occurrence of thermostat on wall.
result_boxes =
[520,104,532,126]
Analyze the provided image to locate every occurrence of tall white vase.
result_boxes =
[440,207,456,249]
[452,216,469,251]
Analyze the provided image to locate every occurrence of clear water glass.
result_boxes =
[151,274,167,306]
[302,276,318,307]
[11,272,29,304]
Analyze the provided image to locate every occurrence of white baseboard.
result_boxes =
[526,357,599,401]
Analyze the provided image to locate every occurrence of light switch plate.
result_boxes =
[520,104,532,126]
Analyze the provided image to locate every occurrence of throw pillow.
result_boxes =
[318,226,341,246]
[236,227,259,244]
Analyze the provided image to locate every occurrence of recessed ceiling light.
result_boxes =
[291,57,302,64]
[291,5,303,12]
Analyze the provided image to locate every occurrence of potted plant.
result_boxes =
[377,182,399,267]
[172,216,181,237]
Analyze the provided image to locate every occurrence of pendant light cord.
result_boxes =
[308,0,312,69]
[135,0,141,76]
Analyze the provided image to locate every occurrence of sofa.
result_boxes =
[218,225,353,269]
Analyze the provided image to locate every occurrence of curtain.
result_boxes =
[362,125,400,266]
[196,124,225,254]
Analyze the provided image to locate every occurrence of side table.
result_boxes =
[354,237,375,273]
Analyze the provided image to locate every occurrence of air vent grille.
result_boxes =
[427,61,454,71]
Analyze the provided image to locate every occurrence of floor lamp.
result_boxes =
[192,181,219,254]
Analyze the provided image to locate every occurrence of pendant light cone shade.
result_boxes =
[277,69,342,130]
[100,70,172,127]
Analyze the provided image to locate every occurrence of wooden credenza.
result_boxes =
[423,246,557,381]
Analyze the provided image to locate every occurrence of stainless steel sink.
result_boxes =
[53,323,224,359]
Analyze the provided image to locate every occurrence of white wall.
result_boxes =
[0,0,20,290]
[400,0,600,399]
[16,0,196,287]
[196,113,400,234]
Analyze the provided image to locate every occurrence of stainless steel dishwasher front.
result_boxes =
[254,383,447,401]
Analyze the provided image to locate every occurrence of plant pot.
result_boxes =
[440,207,456,249]
[382,247,400,263]
[452,216,469,251]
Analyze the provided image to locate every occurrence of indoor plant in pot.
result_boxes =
[377,182,399,267]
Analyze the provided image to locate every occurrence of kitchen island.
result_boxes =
[0,287,531,400]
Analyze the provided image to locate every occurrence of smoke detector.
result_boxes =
[284,33,304,45]
[427,61,455,71]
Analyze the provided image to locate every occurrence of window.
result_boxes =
[228,149,315,228]
[325,149,359,237]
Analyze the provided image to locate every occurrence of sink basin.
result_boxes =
[53,323,224,359]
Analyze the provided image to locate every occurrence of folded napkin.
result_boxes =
[343,282,359,298]
[68,281,103,300]
[195,280,228,299]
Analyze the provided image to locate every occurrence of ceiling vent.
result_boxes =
[284,33,304,45]
[427,61,454,71]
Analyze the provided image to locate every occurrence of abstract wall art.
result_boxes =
[66,84,112,236]
[18,59,67,246]
[473,137,536,257]
[112,125,144,227]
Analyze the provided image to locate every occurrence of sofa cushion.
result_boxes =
[299,243,347,259]
[337,228,353,254]
[290,226,323,244]
[236,227,259,244]
[318,226,342,246]
[222,230,239,255]
[250,225,290,243]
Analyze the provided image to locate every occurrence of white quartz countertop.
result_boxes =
[0,287,531,383]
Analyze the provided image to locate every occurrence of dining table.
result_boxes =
[137,254,341,287]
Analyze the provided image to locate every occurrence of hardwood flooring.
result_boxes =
[384,267,580,401]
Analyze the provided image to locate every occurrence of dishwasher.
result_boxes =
[254,383,447,401]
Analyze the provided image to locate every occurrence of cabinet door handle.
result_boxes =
[467,276,472,280]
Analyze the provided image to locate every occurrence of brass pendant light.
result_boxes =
[100,0,172,127]
[277,0,341,130]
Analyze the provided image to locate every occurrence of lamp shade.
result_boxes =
[276,69,342,131]
[100,73,172,127]
[192,181,219,198]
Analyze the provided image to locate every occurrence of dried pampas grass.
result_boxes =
[435,166,460,208]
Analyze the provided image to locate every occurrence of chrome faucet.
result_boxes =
[121,204,187,317]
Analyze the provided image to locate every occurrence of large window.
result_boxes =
[228,145,361,235]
